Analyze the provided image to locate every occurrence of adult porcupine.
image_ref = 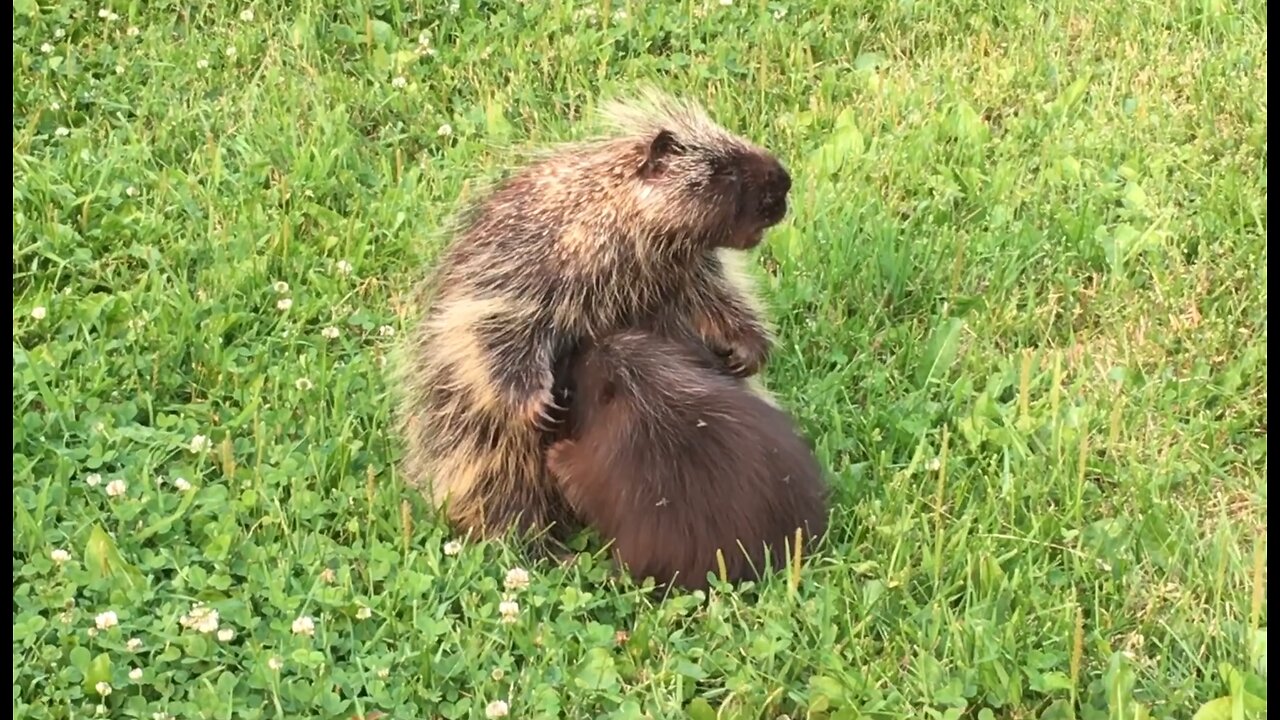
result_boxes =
[394,88,793,544]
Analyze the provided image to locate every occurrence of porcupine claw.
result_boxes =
[534,406,559,433]
[724,327,771,378]
[721,347,755,379]
[527,386,568,433]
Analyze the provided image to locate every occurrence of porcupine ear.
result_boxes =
[638,129,681,179]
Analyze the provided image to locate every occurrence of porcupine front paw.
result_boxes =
[723,324,772,378]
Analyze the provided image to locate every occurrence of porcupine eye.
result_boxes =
[709,157,738,182]
[703,156,742,212]
[707,157,741,199]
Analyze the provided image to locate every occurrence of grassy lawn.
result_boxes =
[11,1,1267,718]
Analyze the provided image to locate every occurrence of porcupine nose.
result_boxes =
[759,159,791,224]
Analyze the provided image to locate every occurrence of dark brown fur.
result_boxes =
[394,90,794,543]
[545,329,829,592]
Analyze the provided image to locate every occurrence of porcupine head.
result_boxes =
[592,88,794,254]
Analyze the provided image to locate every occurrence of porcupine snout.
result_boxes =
[757,157,792,226]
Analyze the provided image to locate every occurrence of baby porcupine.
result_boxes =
[395,88,794,543]
[545,328,830,592]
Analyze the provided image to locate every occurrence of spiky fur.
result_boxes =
[393,88,793,542]
[545,328,829,592]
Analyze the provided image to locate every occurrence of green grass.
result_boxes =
[11,1,1268,718]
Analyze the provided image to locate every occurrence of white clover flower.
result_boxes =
[356,605,372,620]
[217,627,235,642]
[128,668,142,681]
[276,297,293,311]
[196,58,210,70]
[105,479,127,497]
[54,127,70,137]
[273,280,289,293]
[51,549,71,563]
[437,123,452,137]
[321,326,340,339]
[40,42,54,54]
[173,477,192,491]
[86,473,102,486]
[378,325,396,337]
[126,637,143,652]
[442,539,462,556]
[239,8,255,22]
[295,378,313,391]
[95,611,119,630]
[95,681,112,696]
[189,434,210,453]
[267,656,283,670]
[503,567,530,591]
[291,615,315,636]
[498,600,519,623]
[391,76,407,89]
[179,603,219,634]
[485,700,509,718]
